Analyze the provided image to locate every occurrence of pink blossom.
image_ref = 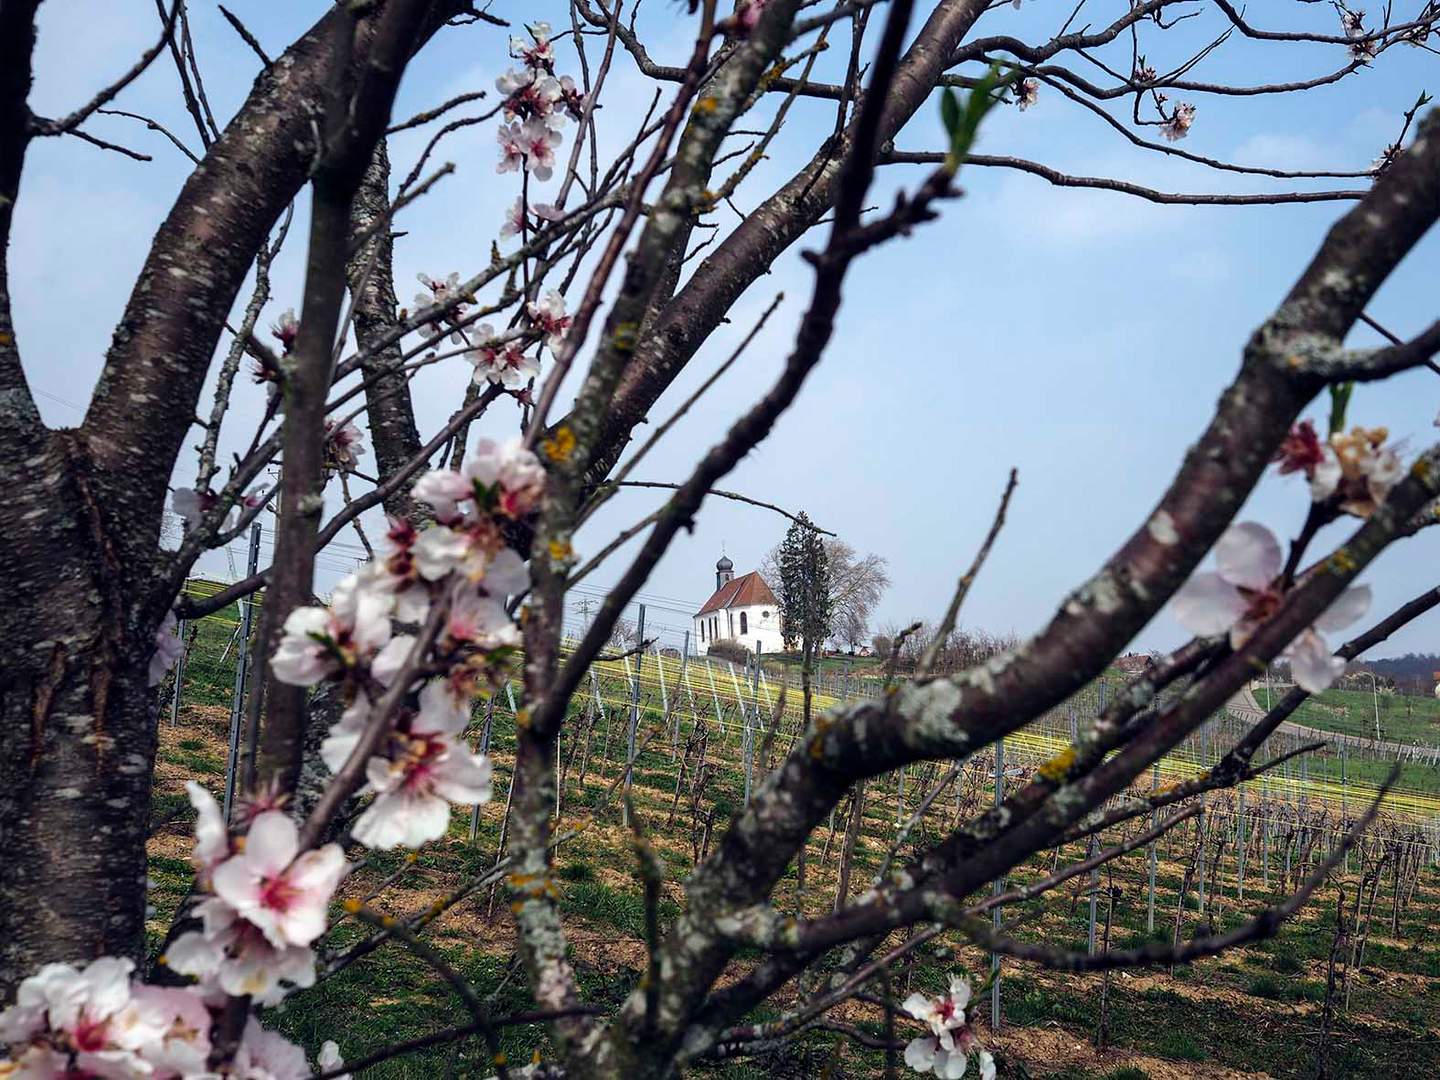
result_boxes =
[1272,420,1327,478]
[1170,522,1371,692]
[322,419,366,475]
[1308,426,1403,518]
[270,572,395,686]
[1161,102,1196,141]
[210,811,346,949]
[446,580,522,649]
[233,1017,312,1080]
[510,21,556,73]
[166,898,319,1006]
[497,68,563,127]
[0,957,164,1078]
[185,780,230,882]
[526,289,571,353]
[902,976,993,1079]
[413,272,469,344]
[411,438,546,524]
[520,118,562,181]
[350,682,494,850]
[149,611,185,687]
[1015,78,1039,111]
[497,122,528,175]
[127,985,213,1077]
[171,486,219,529]
[467,324,539,389]
[557,75,586,122]
[271,308,299,353]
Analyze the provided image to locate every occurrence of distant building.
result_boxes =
[1114,653,1154,675]
[693,556,785,656]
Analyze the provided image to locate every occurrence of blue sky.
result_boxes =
[14,2,1440,655]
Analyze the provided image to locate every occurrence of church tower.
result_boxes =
[715,554,734,592]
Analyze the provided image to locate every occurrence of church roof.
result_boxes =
[695,571,777,616]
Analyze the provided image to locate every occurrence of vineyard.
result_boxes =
[140,582,1440,1077]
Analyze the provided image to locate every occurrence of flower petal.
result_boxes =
[905,1038,937,1072]
[244,811,300,878]
[1314,584,1371,633]
[1171,572,1246,637]
[1287,629,1346,693]
[1215,522,1281,590]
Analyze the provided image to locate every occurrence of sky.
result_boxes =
[13,1,1440,657]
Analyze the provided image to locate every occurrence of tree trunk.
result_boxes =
[0,436,163,997]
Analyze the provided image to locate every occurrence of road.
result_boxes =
[1227,684,1438,761]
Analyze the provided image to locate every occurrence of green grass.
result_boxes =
[1287,686,1440,746]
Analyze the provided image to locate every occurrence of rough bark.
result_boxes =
[346,139,425,524]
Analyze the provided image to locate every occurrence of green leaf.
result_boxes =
[1328,382,1355,436]
[940,87,961,138]
[943,61,1021,174]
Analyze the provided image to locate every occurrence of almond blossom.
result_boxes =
[520,118,562,181]
[270,572,395,686]
[185,780,230,883]
[526,289,571,353]
[901,976,994,1079]
[557,75,586,122]
[345,679,494,850]
[413,272,469,344]
[467,324,539,389]
[1014,78,1038,110]
[496,121,528,175]
[1161,101,1196,141]
[1170,521,1371,692]
[1274,421,1403,518]
[271,308,299,354]
[500,198,563,241]
[210,811,347,950]
[497,68,563,128]
[366,520,433,623]
[411,437,546,524]
[321,419,365,476]
[171,485,219,529]
[232,1017,314,1080]
[150,611,185,687]
[1312,426,1403,517]
[510,21,555,73]
[166,896,319,1005]
[0,958,170,1079]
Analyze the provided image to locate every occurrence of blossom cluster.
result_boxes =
[902,976,996,1080]
[465,289,572,391]
[494,22,585,184]
[0,791,348,1077]
[270,436,542,848]
[1274,420,1403,519]
[1342,9,1379,62]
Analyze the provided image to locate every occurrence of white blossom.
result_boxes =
[1170,522,1371,692]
